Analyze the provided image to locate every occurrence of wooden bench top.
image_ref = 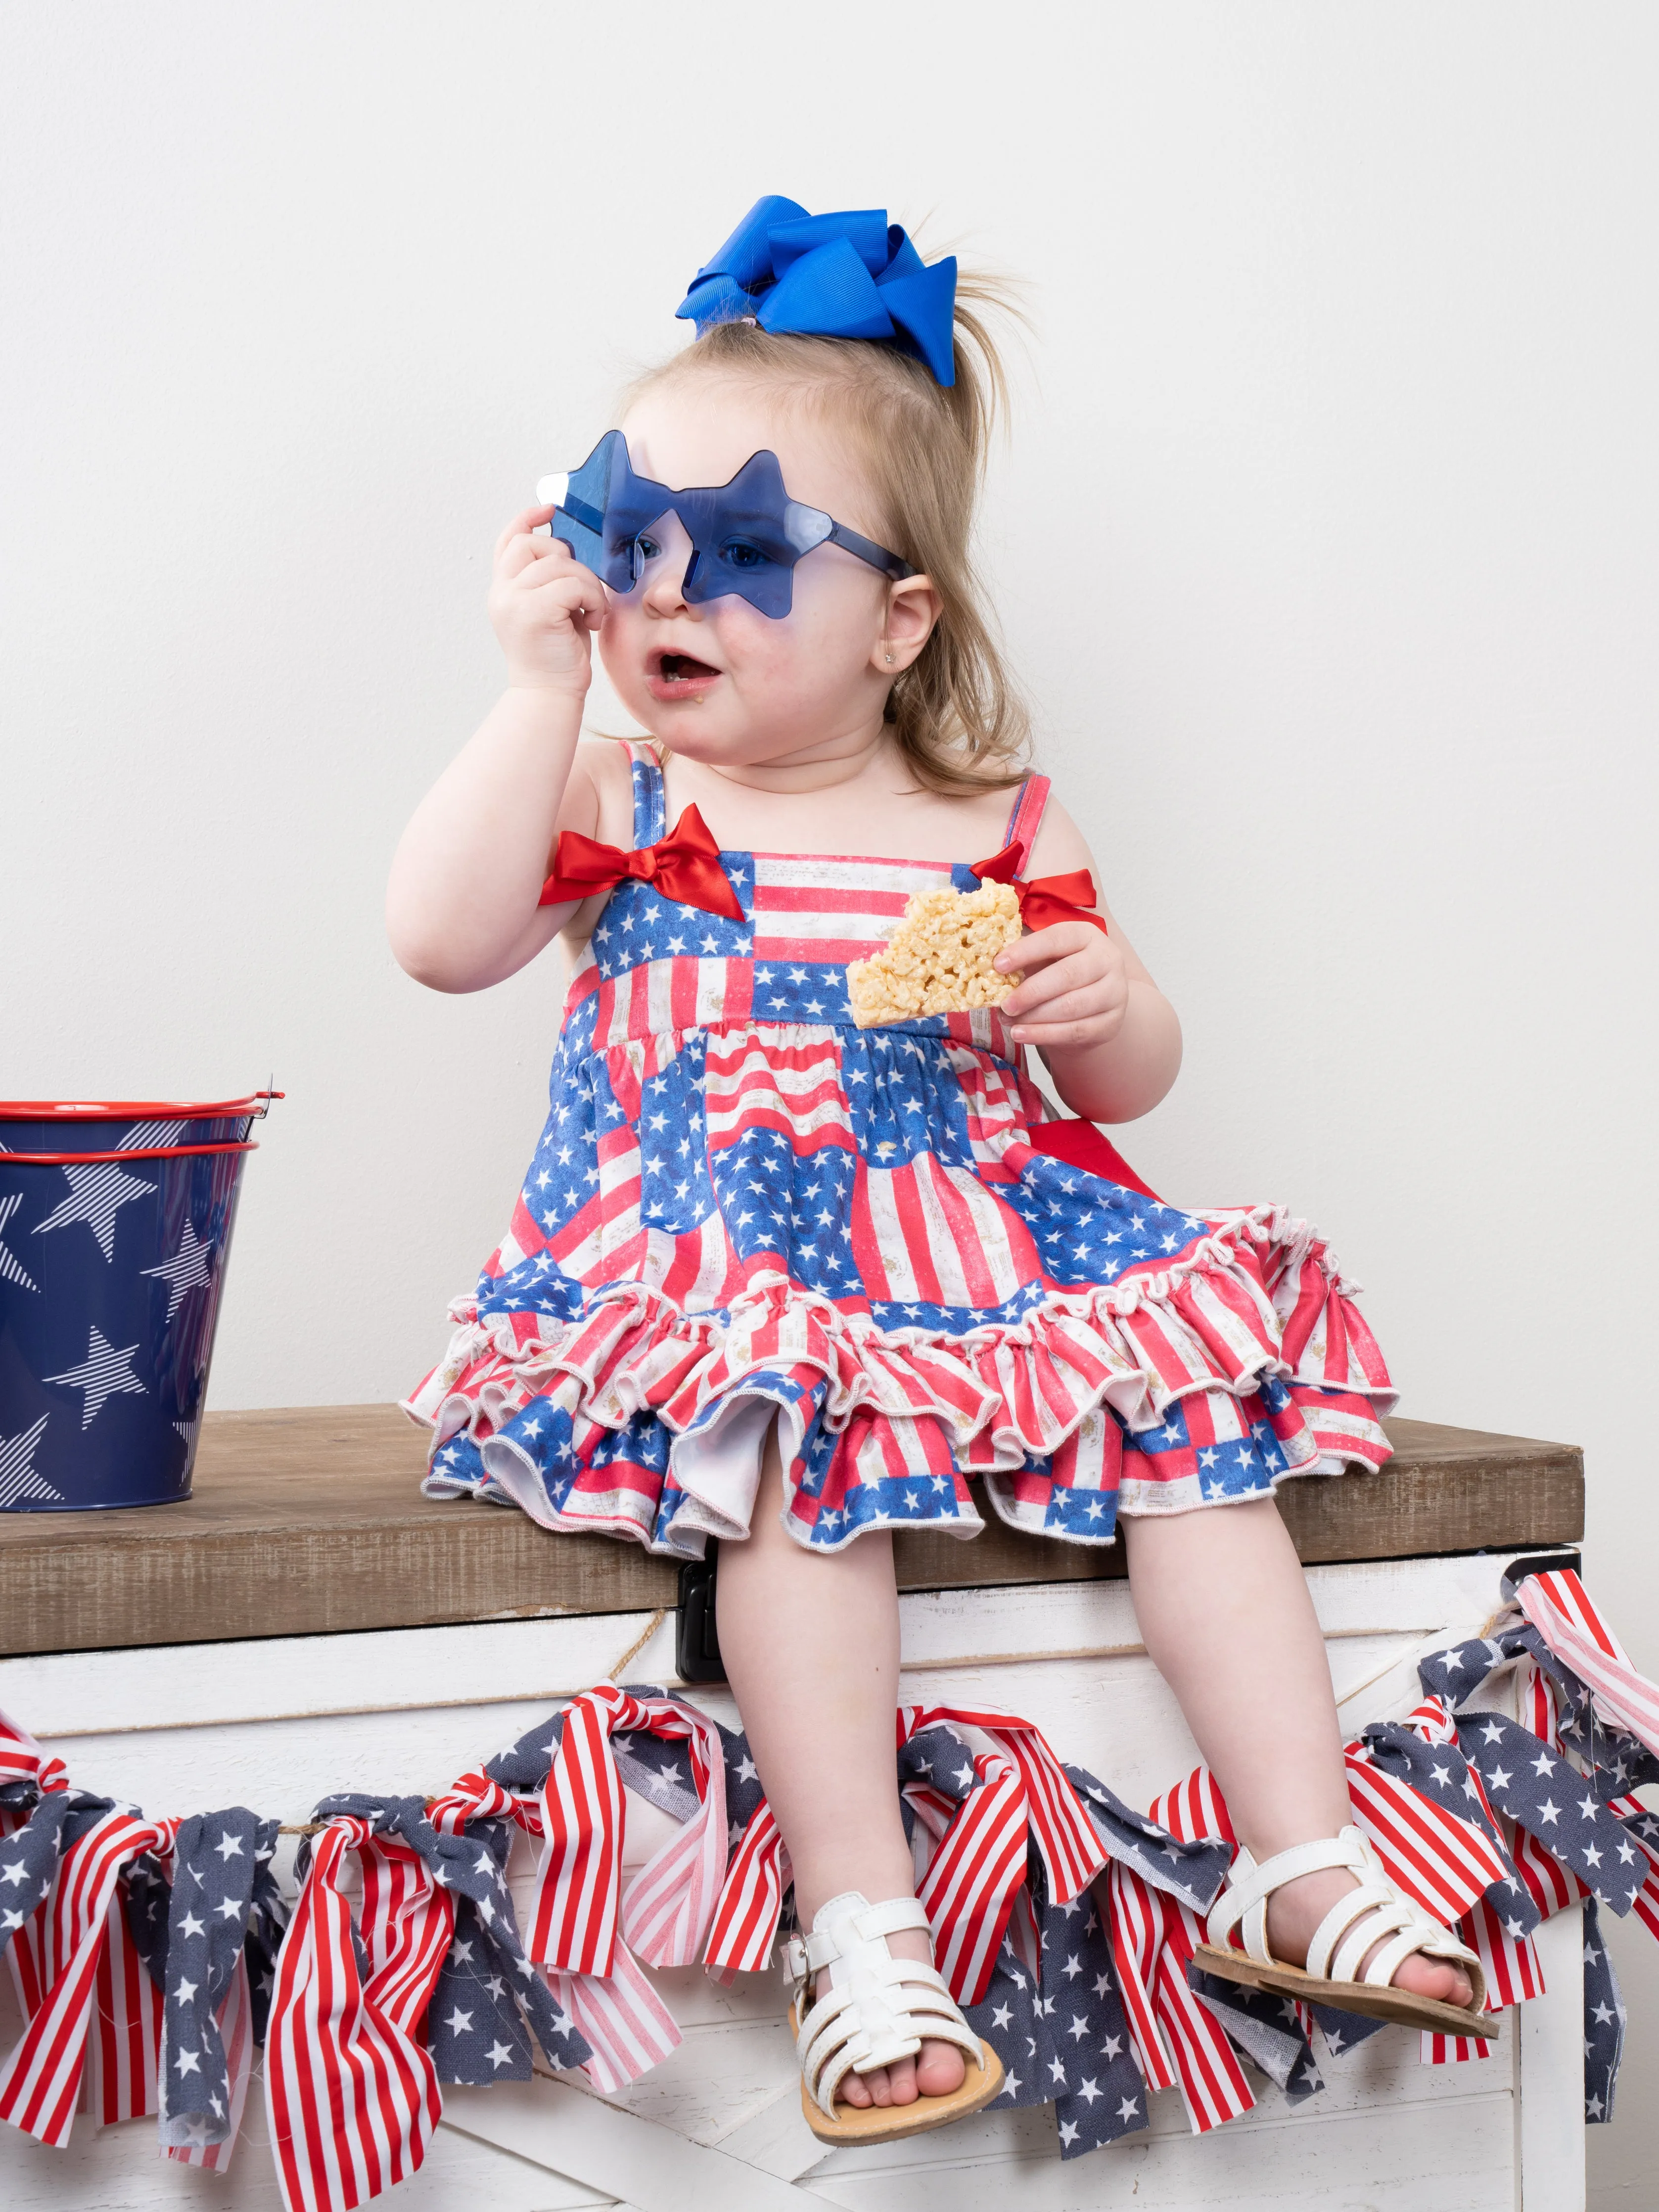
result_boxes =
[0,1405,1583,1657]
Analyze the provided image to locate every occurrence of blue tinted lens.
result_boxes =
[549,434,855,619]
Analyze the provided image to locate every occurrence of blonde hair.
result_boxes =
[625,276,1029,793]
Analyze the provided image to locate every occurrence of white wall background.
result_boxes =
[4,4,1656,2195]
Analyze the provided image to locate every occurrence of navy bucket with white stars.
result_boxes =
[0,1094,276,1512]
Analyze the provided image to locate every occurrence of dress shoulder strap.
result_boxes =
[1001,774,1052,867]
[624,740,667,848]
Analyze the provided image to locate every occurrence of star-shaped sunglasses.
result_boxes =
[538,430,914,619]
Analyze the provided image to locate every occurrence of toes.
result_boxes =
[1390,1951,1475,2010]
[915,2039,966,2097]
[838,2070,874,2108]
[885,2057,919,2105]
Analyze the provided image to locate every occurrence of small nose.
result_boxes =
[639,510,694,615]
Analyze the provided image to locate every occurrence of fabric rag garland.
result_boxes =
[2,1567,1656,2206]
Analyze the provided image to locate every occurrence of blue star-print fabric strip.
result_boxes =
[157,1807,268,2148]
[894,1732,1215,2156]
[0,1784,91,1955]
[1422,1626,1659,1799]
[1417,1636,1648,1914]
[1064,1762,1233,1915]
[243,1826,288,2046]
[484,1688,767,1844]
[309,1793,591,2082]
[1582,1897,1626,2122]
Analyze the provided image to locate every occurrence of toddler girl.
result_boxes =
[390,197,1489,2143]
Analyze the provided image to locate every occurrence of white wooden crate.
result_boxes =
[0,1552,1586,2212]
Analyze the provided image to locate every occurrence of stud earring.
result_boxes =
[884,647,896,665]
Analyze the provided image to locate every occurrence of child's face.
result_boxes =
[599,378,910,766]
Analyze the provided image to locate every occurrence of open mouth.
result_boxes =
[648,648,723,700]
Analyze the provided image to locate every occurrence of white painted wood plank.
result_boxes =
[1520,1902,1587,2212]
[795,2090,1518,2209]
[0,2063,618,2210]
[0,1555,1510,1745]
[441,2076,829,2211]
[0,1609,682,1740]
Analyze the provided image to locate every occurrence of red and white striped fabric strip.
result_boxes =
[524,1685,729,2089]
[1518,1567,1659,1757]
[544,1945,682,2096]
[425,1769,524,1836]
[263,1818,454,2212]
[530,1690,628,1976]
[899,1702,1106,1905]
[0,1706,68,1796]
[530,1685,727,1973]
[1101,1777,1254,2133]
[704,1801,791,1981]
[90,1888,164,2126]
[1462,1891,1543,2013]
[167,1954,256,2173]
[619,1715,727,1971]
[0,1808,174,2149]
[914,1749,1027,2005]
[1154,1894,1255,2133]
[1342,1748,1511,1926]
[1147,1765,1234,1847]
[1105,1859,1177,2094]
[1421,2028,1495,2065]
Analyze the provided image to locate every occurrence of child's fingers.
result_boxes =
[494,503,556,560]
[517,555,607,605]
[1001,949,1101,1017]
[996,921,1094,973]
[498,526,578,582]
[1009,982,1111,1030]
[1009,1014,1115,1049]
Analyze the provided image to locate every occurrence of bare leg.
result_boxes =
[1120,1497,1472,2006]
[715,1425,967,2107]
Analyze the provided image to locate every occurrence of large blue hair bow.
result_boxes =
[676,196,959,388]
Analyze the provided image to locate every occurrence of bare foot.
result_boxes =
[1263,1867,1475,2011]
[817,1925,968,2110]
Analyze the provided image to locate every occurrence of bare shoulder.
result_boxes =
[1023,790,1102,880]
[563,736,644,844]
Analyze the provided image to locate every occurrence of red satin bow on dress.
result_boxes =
[968,843,1108,935]
[538,803,746,922]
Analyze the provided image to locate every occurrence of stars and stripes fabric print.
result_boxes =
[407,741,1395,1561]
[156,1808,269,2158]
[306,1791,590,2089]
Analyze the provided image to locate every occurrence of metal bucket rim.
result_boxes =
[0,1140,259,1165]
[0,1091,281,1122]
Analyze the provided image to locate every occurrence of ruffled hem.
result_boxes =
[404,1201,1394,1556]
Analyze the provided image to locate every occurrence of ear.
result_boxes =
[874,575,942,674]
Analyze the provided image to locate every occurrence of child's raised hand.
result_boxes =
[997,921,1131,1051]
[489,505,607,694]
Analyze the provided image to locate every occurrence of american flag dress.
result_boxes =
[406,744,1394,1556]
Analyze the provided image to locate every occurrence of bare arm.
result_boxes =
[994,798,1183,1123]
[385,504,608,993]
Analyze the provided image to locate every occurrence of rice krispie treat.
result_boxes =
[847,879,1024,1027]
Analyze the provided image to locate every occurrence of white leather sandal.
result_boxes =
[1192,1824,1493,2039]
[782,1891,1005,2144]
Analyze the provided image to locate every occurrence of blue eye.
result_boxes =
[634,533,663,564]
[719,538,773,571]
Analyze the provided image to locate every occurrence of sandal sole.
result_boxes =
[788,2000,1006,2145]
[1191,1941,1498,2040]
